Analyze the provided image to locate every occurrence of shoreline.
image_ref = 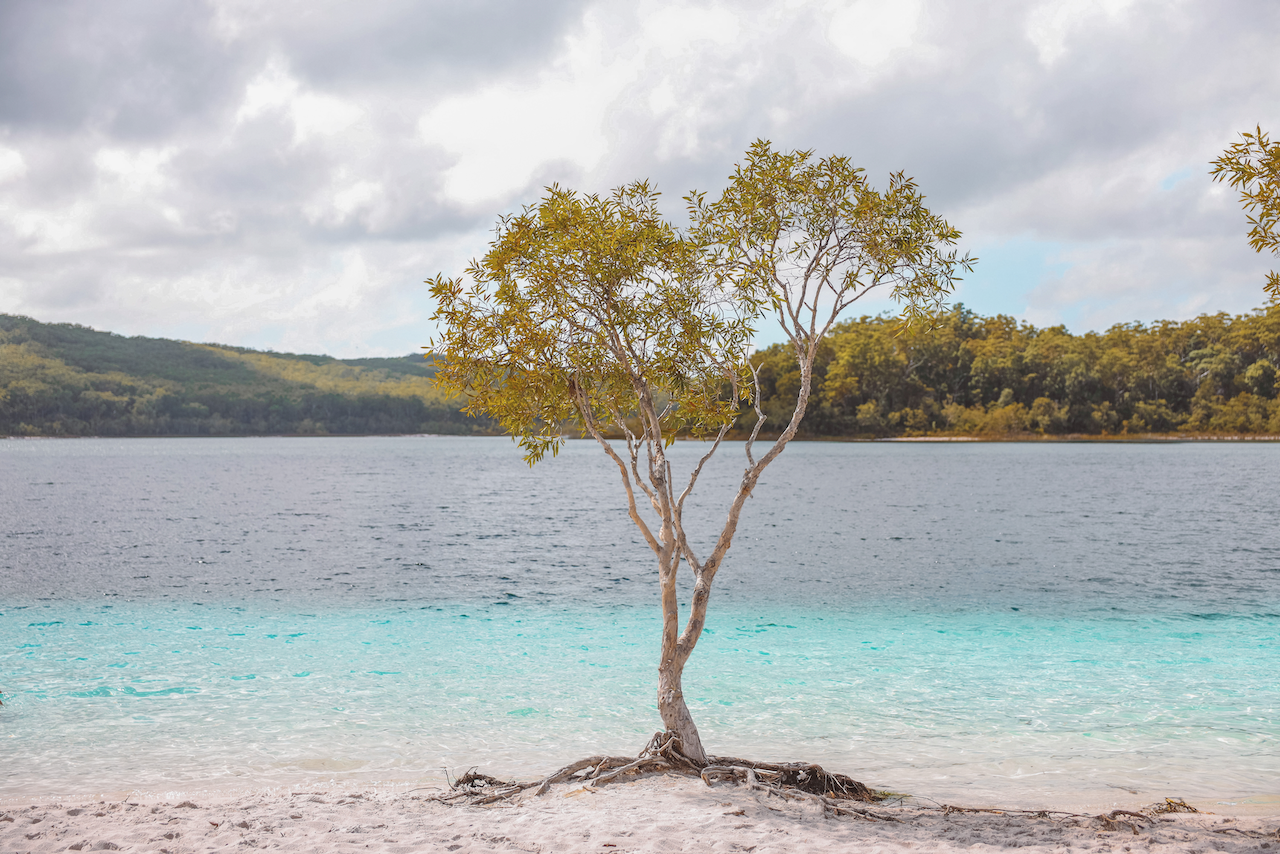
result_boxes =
[3,776,1276,853]
[5,766,1278,819]
[6,432,1280,442]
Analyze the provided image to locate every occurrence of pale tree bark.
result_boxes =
[570,317,826,766]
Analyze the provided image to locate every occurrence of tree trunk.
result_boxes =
[657,658,707,765]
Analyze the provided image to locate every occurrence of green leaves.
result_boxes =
[429,182,754,463]
[429,142,972,463]
[691,140,975,348]
[1211,126,1280,301]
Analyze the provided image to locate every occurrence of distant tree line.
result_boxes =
[746,304,1280,437]
[0,315,489,437]
[5,307,1279,439]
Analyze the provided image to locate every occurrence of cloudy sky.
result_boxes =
[1,0,1277,357]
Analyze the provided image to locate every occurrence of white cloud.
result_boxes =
[305,177,384,228]
[1025,0,1140,65]
[642,3,740,51]
[290,92,363,144]
[235,58,298,121]
[236,58,363,145]
[1022,234,1269,331]
[94,146,176,194]
[828,0,922,66]
[418,14,641,206]
[634,3,756,161]
[0,146,27,184]
[3,0,1279,358]
[2,203,105,254]
[957,134,1232,243]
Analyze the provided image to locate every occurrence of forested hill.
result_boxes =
[749,304,1280,438]
[0,315,488,436]
[5,306,1280,439]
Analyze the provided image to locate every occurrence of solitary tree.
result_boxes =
[1212,126,1280,302]
[429,141,974,765]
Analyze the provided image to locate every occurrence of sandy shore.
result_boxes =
[3,775,1277,853]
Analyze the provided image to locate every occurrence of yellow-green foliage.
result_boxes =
[430,181,755,463]
[747,303,1280,438]
[1212,126,1280,301]
[431,143,973,462]
[206,346,456,405]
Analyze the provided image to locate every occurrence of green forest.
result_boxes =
[0,314,486,437]
[3,305,1279,438]
[748,303,1280,438]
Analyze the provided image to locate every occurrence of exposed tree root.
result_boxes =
[433,735,1244,839]
[905,795,1210,835]
[431,731,892,819]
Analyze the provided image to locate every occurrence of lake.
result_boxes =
[1,436,1277,810]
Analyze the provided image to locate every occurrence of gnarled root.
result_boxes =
[432,731,888,820]
[698,761,891,821]
[702,757,875,800]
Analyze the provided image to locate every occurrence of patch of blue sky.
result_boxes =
[1160,166,1197,192]
[950,236,1073,323]
[415,236,1088,355]
[747,236,1077,349]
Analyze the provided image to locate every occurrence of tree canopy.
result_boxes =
[428,181,754,465]
[692,141,971,339]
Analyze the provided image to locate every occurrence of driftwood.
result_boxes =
[431,731,891,818]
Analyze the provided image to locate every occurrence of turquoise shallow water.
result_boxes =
[2,437,1278,807]
[3,601,1276,808]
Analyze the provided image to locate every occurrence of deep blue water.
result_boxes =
[1,437,1277,808]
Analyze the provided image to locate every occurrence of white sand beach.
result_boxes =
[4,775,1277,853]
